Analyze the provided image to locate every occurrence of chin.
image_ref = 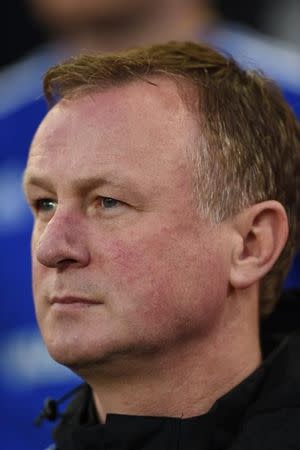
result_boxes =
[37,307,121,366]
[40,324,133,374]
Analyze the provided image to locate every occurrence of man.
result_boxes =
[23,41,300,449]
[2,3,300,448]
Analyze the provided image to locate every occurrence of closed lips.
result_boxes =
[50,296,101,305]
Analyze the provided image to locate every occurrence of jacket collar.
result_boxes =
[53,333,299,450]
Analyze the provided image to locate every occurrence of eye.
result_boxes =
[34,198,57,213]
[100,197,121,209]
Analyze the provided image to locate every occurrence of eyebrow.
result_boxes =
[22,171,141,197]
[22,173,53,193]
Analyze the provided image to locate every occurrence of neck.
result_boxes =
[80,289,262,423]
[62,1,218,53]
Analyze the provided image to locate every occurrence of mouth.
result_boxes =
[49,296,102,309]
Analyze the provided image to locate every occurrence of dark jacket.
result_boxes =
[48,290,300,450]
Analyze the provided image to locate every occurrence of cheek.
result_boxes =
[102,236,174,313]
[31,228,49,317]
[100,226,227,333]
[31,227,40,279]
[31,243,39,293]
[31,259,45,320]
[31,240,42,290]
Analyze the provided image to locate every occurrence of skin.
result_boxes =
[24,78,287,420]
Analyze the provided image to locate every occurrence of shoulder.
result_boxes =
[230,406,300,450]
[230,333,300,449]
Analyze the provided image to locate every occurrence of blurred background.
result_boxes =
[1,0,300,69]
[0,1,299,449]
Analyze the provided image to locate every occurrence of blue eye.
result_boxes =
[35,198,56,212]
[101,197,119,208]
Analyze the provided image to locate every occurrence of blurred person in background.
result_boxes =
[0,1,299,450]
[1,0,300,117]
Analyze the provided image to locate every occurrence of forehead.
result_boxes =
[27,78,199,188]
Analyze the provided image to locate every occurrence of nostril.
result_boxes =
[56,258,79,271]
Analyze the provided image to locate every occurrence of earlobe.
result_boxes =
[229,201,289,290]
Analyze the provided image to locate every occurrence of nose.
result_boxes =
[35,209,90,269]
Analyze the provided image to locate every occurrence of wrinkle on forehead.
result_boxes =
[36,76,194,137]
[30,77,199,158]
[27,77,200,209]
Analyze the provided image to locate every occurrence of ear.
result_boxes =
[229,201,289,290]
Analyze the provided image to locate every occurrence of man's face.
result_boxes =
[24,79,230,371]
